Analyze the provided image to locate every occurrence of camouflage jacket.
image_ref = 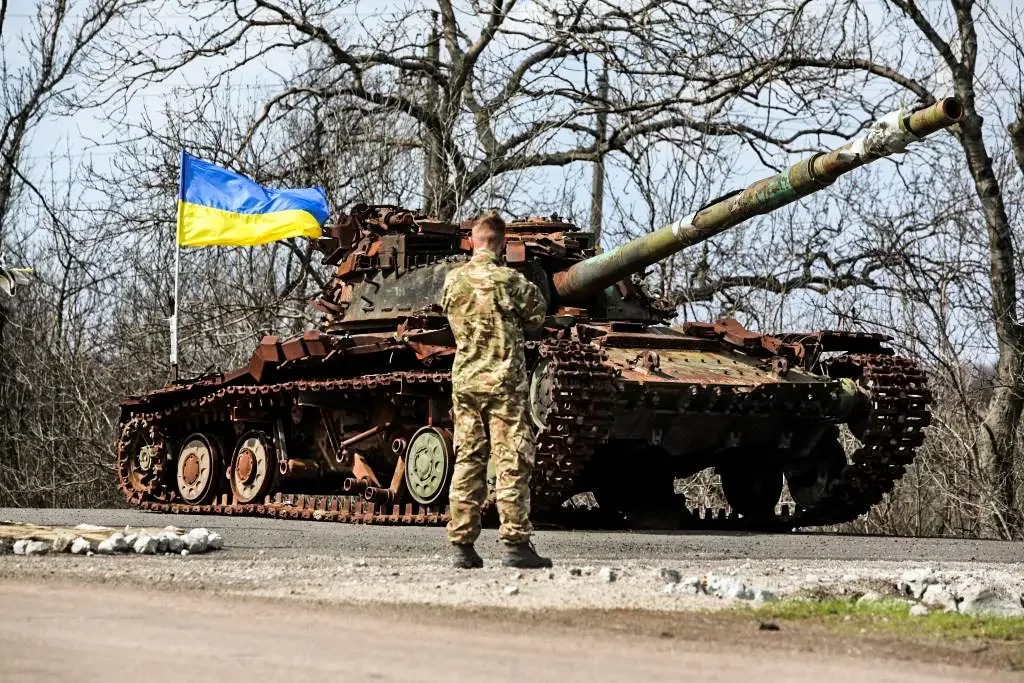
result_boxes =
[441,249,546,395]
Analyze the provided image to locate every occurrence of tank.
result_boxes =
[115,98,963,530]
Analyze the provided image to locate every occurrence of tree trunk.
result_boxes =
[956,88,1023,538]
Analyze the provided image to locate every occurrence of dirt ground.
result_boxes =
[1,578,1021,682]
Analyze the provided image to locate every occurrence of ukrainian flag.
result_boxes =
[176,151,330,247]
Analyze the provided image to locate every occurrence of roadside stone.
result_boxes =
[598,567,618,583]
[909,604,930,617]
[959,585,1024,617]
[124,534,138,547]
[706,575,754,600]
[156,536,169,553]
[503,585,519,596]
[11,539,49,555]
[659,568,681,584]
[183,528,210,553]
[753,589,778,602]
[161,533,184,553]
[920,584,958,613]
[97,533,128,554]
[207,532,224,550]
[133,535,159,555]
[898,567,938,599]
[181,549,190,557]
[856,591,884,605]
[50,535,74,553]
[70,538,92,555]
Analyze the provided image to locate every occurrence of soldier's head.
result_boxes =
[470,210,506,255]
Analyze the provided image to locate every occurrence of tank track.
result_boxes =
[115,340,618,526]
[115,372,452,525]
[679,352,932,531]
[528,339,617,512]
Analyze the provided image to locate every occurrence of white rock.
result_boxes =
[598,567,618,583]
[503,585,519,596]
[679,576,703,594]
[659,568,681,584]
[706,575,753,600]
[70,538,92,555]
[959,585,1024,617]
[183,528,210,553]
[132,535,159,554]
[207,532,224,550]
[161,533,184,553]
[920,584,958,612]
[857,591,884,605]
[181,549,190,557]
[899,568,938,599]
[753,589,778,602]
[51,535,74,553]
[97,533,129,554]
[124,534,138,547]
[909,604,930,617]
[11,539,48,555]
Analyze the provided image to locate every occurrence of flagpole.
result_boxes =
[170,240,180,381]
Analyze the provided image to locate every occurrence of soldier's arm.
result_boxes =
[440,273,454,314]
[513,274,546,331]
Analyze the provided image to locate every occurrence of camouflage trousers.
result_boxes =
[446,389,535,545]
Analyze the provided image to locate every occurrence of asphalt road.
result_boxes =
[2,581,1016,683]
[2,507,1022,562]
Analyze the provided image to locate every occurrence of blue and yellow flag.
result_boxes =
[176,151,330,247]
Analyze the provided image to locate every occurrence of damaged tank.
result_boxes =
[115,97,963,530]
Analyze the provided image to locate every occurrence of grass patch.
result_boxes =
[752,598,1024,642]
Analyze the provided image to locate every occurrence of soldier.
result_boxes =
[441,210,552,569]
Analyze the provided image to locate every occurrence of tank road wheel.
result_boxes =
[175,433,222,504]
[115,415,170,502]
[719,463,784,520]
[785,432,848,510]
[229,431,276,504]
[404,426,454,506]
[528,357,554,430]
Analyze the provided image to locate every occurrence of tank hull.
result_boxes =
[115,317,929,531]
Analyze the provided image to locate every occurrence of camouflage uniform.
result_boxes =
[441,248,546,545]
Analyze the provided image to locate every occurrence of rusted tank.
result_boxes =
[115,98,963,529]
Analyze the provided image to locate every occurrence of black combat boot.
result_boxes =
[450,543,484,569]
[501,540,553,569]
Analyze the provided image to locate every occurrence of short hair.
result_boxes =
[472,210,506,251]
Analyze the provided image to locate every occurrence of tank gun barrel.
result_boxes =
[552,97,964,302]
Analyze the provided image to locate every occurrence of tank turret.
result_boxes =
[553,97,963,302]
